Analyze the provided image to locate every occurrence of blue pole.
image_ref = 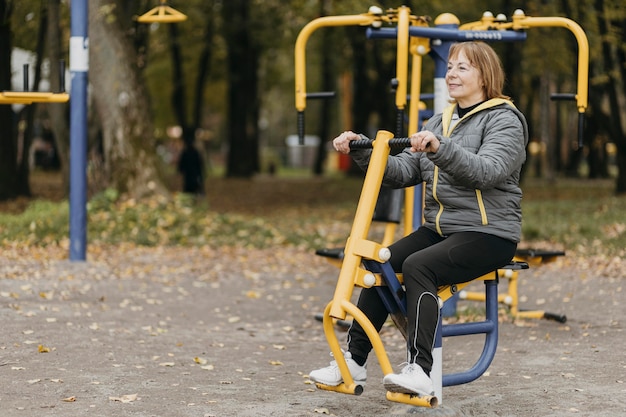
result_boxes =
[69,1,88,261]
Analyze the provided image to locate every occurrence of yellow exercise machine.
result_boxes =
[0,63,69,105]
[295,6,588,408]
[314,130,530,408]
[460,249,567,322]
[136,0,187,24]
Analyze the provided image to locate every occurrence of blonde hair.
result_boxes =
[448,41,510,101]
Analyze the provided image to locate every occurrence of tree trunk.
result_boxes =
[313,0,334,176]
[223,0,260,178]
[192,1,214,130]
[0,0,18,201]
[614,3,626,194]
[16,1,50,198]
[89,0,167,198]
[593,0,626,193]
[168,22,187,129]
[46,0,70,196]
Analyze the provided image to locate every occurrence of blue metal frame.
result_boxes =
[366,26,528,43]
[442,279,499,386]
[69,0,89,261]
[362,259,499,387]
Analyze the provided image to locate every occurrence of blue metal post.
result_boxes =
[69,1,88,261]
[442,279,500,386]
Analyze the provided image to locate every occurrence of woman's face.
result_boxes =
[446,51,486,108]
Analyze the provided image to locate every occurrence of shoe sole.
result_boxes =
[311,378,366,387]
[383,380,433,397]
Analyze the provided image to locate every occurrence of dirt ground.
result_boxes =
[1,243,625,417]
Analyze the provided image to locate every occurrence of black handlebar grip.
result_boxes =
[59,60,66,93]
[306,91,336,99]
[390,137,412,148]
[548,93,584,149]
[550,93,576,101]
[544,312,567,323]
[395,109,404,137]
[23,64,29,92]
[578,112,585,149]
[297,111,305,145]
[349,137,412,149]
[349,139,375,149]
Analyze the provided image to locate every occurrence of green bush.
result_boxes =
[1,178,624,258]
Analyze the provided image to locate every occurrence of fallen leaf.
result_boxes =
[245,290,261,299]
[38,344,50,353]
[109,393,138,403]
[194,356,208,365]
[62,396,77,402]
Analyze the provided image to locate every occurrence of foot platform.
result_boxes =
[386,391,439,408]
[314,382,438,408]
[314,382,364,396]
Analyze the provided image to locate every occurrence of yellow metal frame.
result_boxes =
[460,10,589,116]
[299,6,588,409]
[319,130,438,408]
[295,7,428,241]
[294,7,429,116]
[0,91,69,105]
[137,0,187,24]
[316,131,509,408]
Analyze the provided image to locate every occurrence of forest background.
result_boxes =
[0,0,625,259]
[1,0,625,197]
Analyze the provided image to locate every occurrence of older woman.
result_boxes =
[310,41,528,397]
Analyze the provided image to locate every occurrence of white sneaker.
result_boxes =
[383,363,434,396]
[309,351,367,386]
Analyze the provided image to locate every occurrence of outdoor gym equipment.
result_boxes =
[137,0,187,23]
[4,2,186,262]
[314,131,529,408]
[459,249,567,323]
[0,63,69,105]
[295,5,589,408]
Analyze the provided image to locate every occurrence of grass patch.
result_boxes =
[1,176,624,257]
[521,178,626,256]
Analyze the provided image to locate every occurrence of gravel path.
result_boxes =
[1,245,624,416]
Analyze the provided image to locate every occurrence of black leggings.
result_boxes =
[347,226,517,374]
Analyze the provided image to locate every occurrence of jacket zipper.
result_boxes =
[433,166,444,235]
[432,100,511,234]
[475,189,489,225]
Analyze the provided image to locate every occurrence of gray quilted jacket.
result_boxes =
[351,98,528,242]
